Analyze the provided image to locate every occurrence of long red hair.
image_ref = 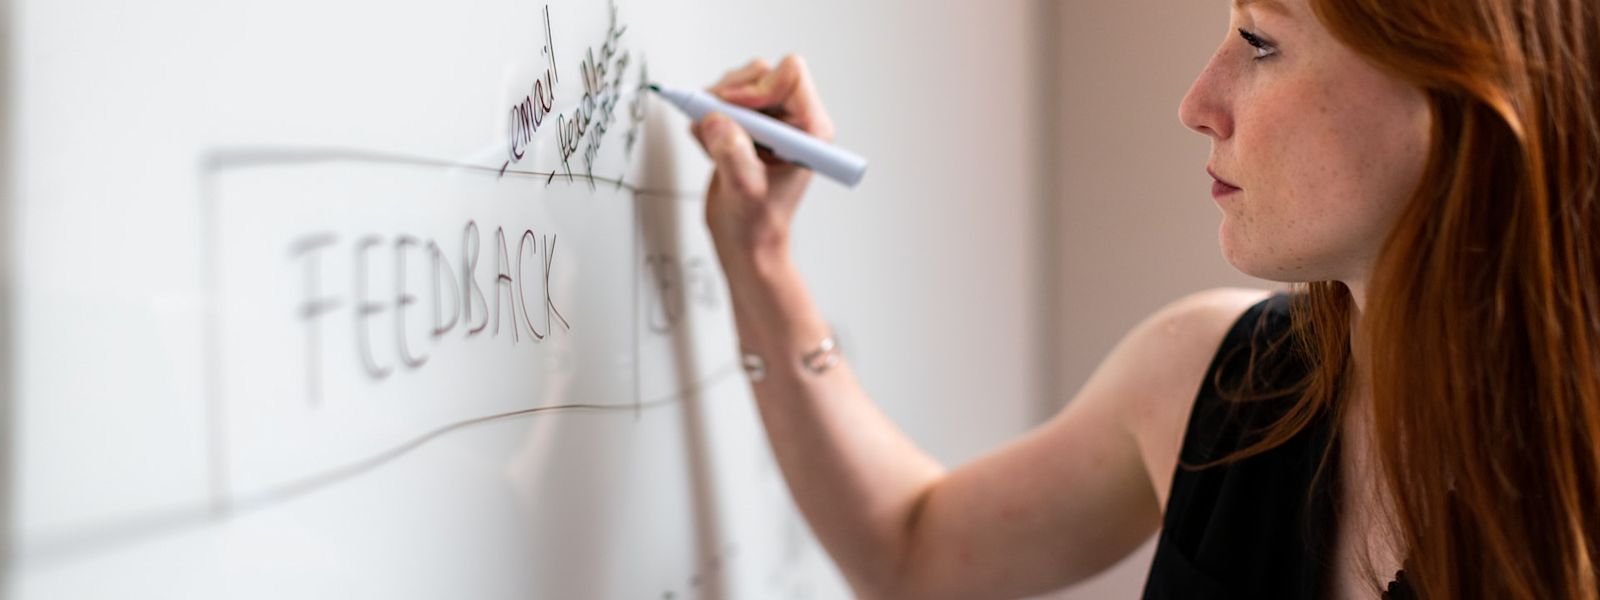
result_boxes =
[1232,0,1600,596]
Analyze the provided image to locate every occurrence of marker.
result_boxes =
[649,83,868,188]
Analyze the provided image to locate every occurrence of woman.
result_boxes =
[689,0,1599,596]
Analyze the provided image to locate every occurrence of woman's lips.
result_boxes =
[1207,168,1241,199]
[1212,180,1242,198]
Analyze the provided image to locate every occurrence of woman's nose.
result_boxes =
[1179,50,1234,140]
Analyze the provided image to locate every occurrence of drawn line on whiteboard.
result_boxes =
[198,146,696,200]
[11,361,742,572]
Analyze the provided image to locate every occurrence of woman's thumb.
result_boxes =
[697,113,768,198]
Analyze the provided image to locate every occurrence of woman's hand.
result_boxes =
[692,55,836,270]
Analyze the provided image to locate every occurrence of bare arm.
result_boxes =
[889,287,1271,598]
[693,55,945,595]
[693,55,1268,599]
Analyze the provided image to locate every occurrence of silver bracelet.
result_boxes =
[801,336,841,375]
[740,352,768,382]
[740,335,841,382]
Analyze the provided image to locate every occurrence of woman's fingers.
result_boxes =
[711,58,772,92]
[695,56,831,191]
[695,113,769,199]
[715,55,835,141]
[719,56,798,107]
[695,58,828,255]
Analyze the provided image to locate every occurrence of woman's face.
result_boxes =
[1179,0,1432,285]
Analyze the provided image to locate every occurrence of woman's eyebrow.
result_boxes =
[1233,0,1292,18]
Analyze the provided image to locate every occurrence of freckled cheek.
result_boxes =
[1232,109,1300,197]
[1227,171,1314,263]
[1246,112,1354,233]
[1300,114,1408,241]
[1228,135,1296,230]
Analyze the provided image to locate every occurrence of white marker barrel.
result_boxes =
[652,84,869,188]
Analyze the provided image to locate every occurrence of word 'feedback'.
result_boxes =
[290,221,571,407]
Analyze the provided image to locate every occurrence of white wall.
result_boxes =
[1045,0,1270,597]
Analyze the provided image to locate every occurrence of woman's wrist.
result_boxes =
[713,229,793,284]
[715,246,832,359]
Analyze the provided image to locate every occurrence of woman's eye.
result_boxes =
[1237,28,1278,60]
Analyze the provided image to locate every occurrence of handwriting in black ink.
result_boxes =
[505,4,563,172]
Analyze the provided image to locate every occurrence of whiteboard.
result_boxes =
[3,0,1049,598]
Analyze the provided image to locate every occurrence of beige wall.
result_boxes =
[1041,0,1270,597]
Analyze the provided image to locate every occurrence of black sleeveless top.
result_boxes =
[1140,294,1413,599]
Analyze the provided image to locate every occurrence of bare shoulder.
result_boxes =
[1116,287,1273,398]
[1097,287,1274,507]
